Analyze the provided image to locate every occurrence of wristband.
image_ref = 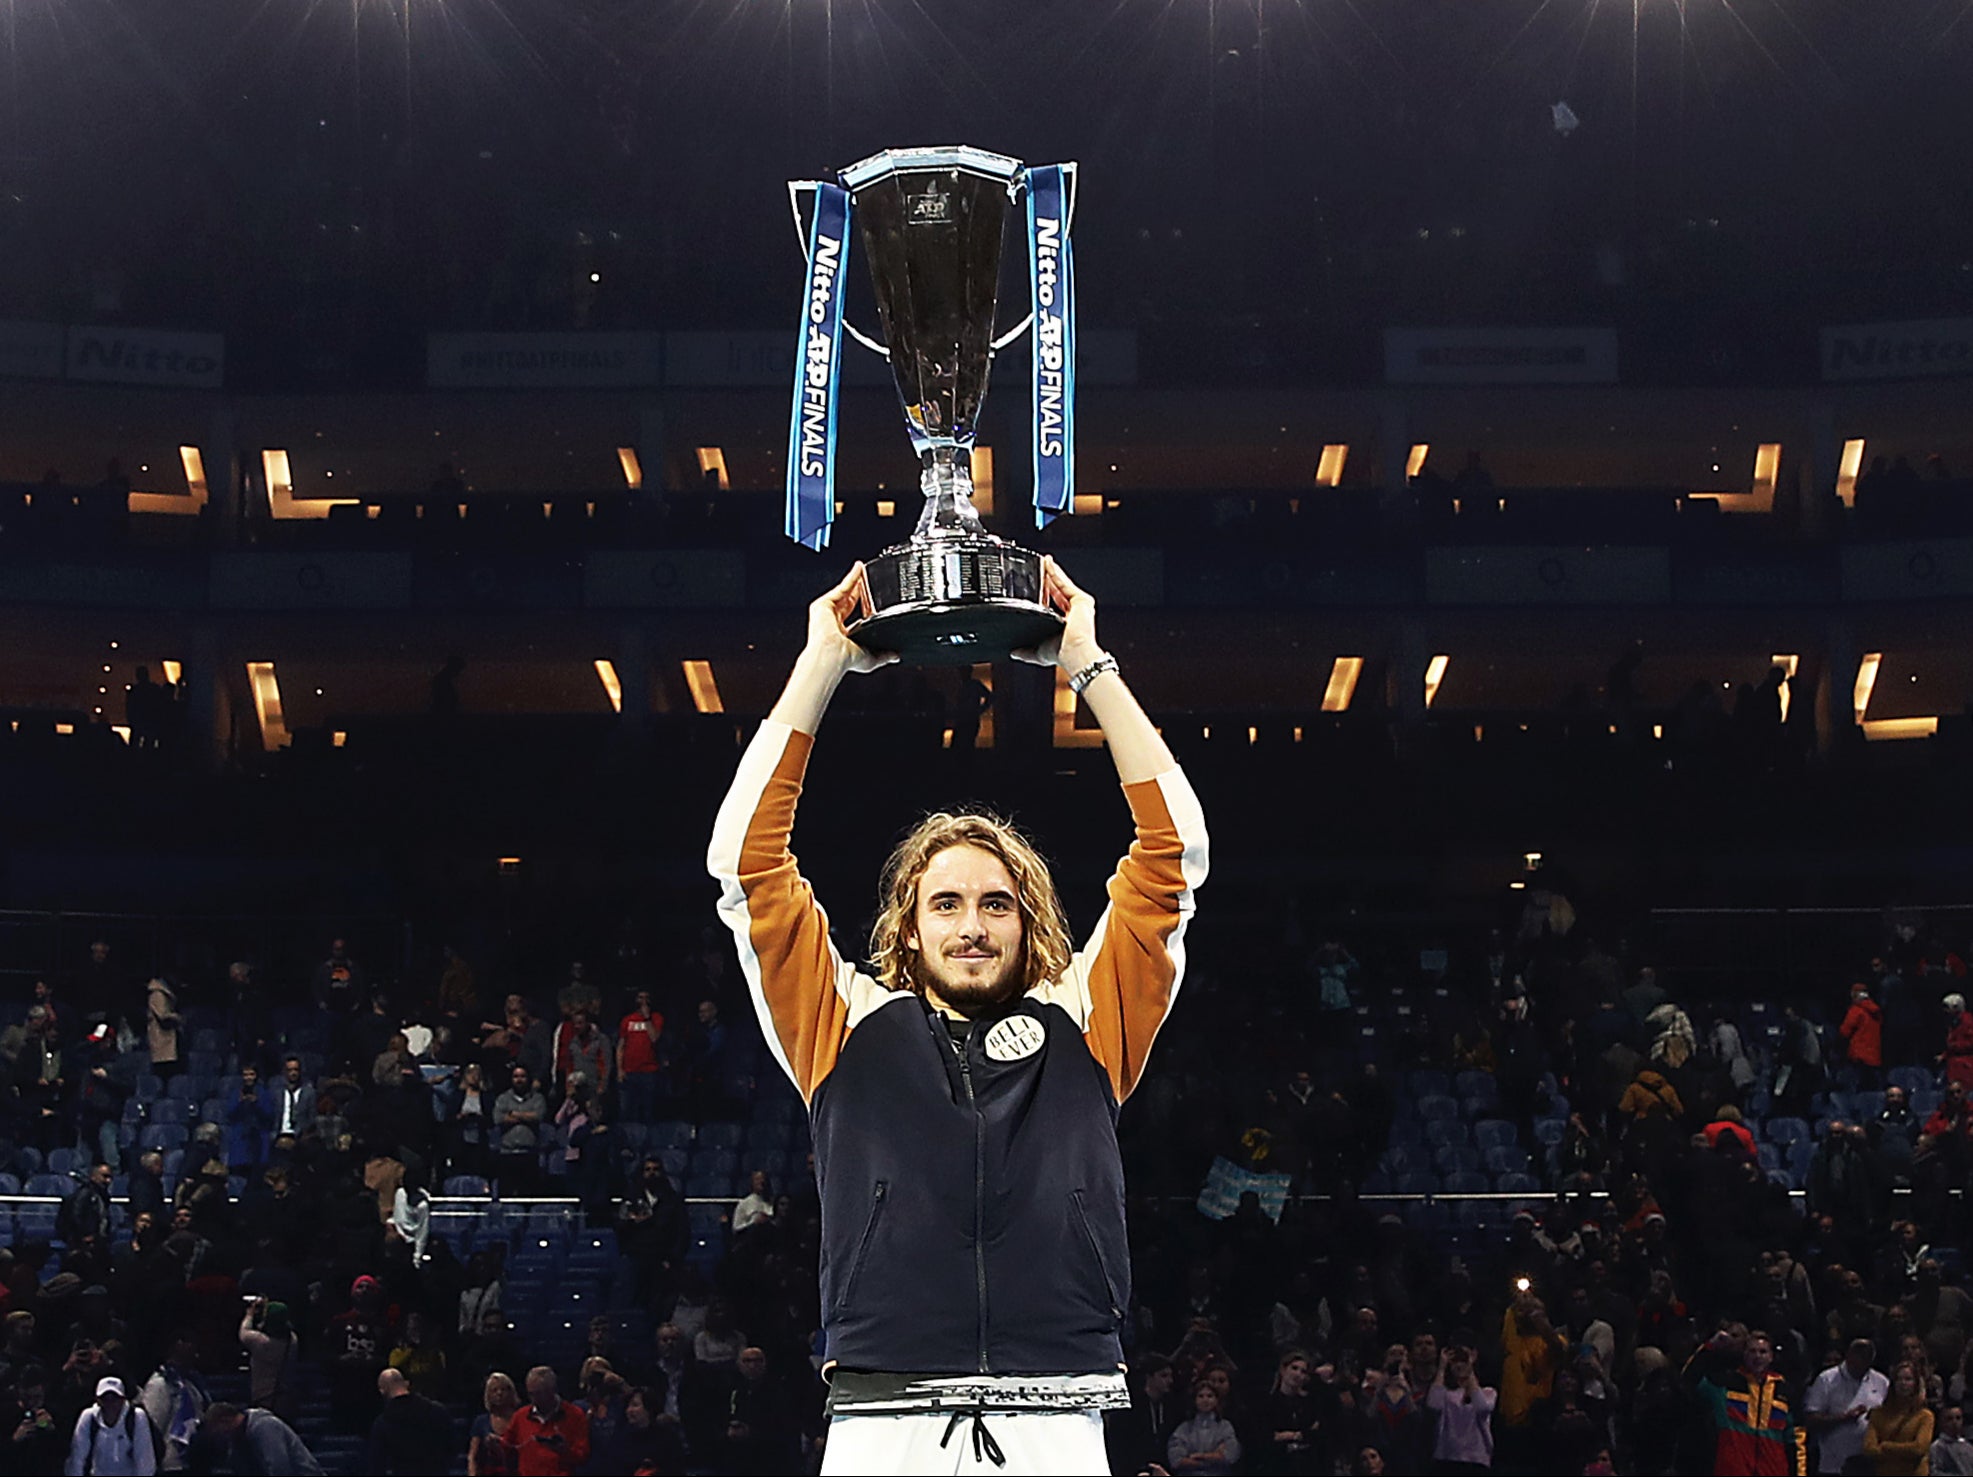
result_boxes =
[1067,653,1120,696]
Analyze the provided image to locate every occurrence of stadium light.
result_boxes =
[1770,653,1798,723]
[594,659,623,714]
[695,447,730,491]
[1862,717,1938,741]
[1424,654,1450,710]
[245,662,290,750]
[1836,439,1866,508]
[682,660,724,714]
[1321,656,1363,712]
[1407,444,1430,480]
[1314,444,1349,487]
[617,447,643,489]
[1853,652,1882,724]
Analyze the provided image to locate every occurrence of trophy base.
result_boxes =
[849,537,1064,665]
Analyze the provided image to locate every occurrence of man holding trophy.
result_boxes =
[706,149,1208,1474]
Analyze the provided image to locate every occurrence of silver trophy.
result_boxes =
[791,146,1068,664]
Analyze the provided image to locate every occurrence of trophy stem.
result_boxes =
[913,446,987,541]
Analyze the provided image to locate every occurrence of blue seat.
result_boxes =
[1769,1169,1797,1191]
[1532,1118,1567,1148]
[1496,1172,1542,1194]
[1453,1070,1497,1100]
[659,1148,689,1179]
[1854,1090,1885,1119]
[698,1122,745,1151]
[165,1076,200,1104]
[1914,1090,1942,1120]
[1460,1095,1499,1122]
[1442,1171,1490,1195]
[650,1121,695,1149]
[134,1075,163,1103]
[1890,1066,1935,1095]
[26,1173,70,1197]
[616,1123,651,1151]
[1766,1116,1811,1146]
[1756,1144,1781,1171]
[444,1175,491,1197]
[1394,1171,1439,1196]
[684,1173,728,1197]
[744,1123,791,1153]
[1387,1120,1424,1148]
[139,1125,188,1153]
[148,1101,189,1127]
[752,1099,801,1125]
[1483,1145,1529,1175]
[1424,1120,1470,1149]
[1433,1146,1481,1176]
[753,1151,791,1178]
[15,1206,54,1241]
[1379,1146,1417,1175]
[1361,1171,1395,1195]
[1788,1141,1817,1178]
[1407,1070,1451,1098]
[46,1148,74,1178]
[1416,1095,1459,1122]
[692,1149,739,1179]
[1473,1120,1519,1151]
[0,1174,19,1196]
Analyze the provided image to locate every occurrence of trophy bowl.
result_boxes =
[852,535,1058,665]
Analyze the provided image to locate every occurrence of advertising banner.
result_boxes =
[1385,326,1618,384]
[66,325,224,389]
[1821,316,1973,382]
[426,332,662,389]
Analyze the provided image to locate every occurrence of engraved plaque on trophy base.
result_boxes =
[849,536,1061,665]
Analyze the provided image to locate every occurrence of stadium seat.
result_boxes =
[1890,1066,1934,1095]
[0,1174,19,1196]
[1756,1144,1781,1172]
[148,1101,188,1127]
[1407,1071,1451,1098]
[698,1123,745,1151]
[444,1175,491,1197]
[1415,1095,1459,1122]
[1853,1091,1885,1119]
[1483,1146,1529,1175]
[1473,1120,1518,1151]
[26,1173,70,1197]
[692,1149,739,1179]
[651,1121,695,1150]
[1395,1172,1439,1196]
[1532,1118,1567,1148]
[1496,1172,1541,1194]
[1387,1120,1424,1148]
[1452,1070,1497,1100]
[1432,1147,1481,1176]
[1442,1172,1490,1195]
[685,1173,728,1198]
[1765,1117,1811,1145]
[46,1148,74,1178]
[139,1125,188,1153]
[1423,1121,1469,1149]
[659,1148,689,1180]
[1913,1090,1942,1119]
[165,1076,200,1104]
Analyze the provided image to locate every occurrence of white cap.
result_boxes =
[96,1376,125,1398]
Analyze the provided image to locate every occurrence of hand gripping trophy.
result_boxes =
[784,146,1079,663]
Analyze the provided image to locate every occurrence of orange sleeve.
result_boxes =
[1068,767,1209,1103]
[708,721,860,1103]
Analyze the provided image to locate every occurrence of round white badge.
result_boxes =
[982,1015,1045,1063]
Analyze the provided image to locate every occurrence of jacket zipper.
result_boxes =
[957,1039,989,1373]
[1071,1189,1123,1320]
[835,1180,888,1316]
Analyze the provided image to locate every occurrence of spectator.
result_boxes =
[224,1064,271,1173]
[467,1372,520,1477]
[58,1164,114,1260]
[74,1025,133,1173]
[1945,994,1973,1091]
[494,1065,546,1195]
[1166,1379,1241,1475]
[385,1311,446,1396]
[1864,1361,1934,1476]
[12,1006,64,1151]
[1775,1002,1825,1115]
[732,1171,775,1235]
[63,1376,155,1477]
[445,1061,494,1180]
[1495,1294,1566,1470]
[648,1321,714,1456]
[1424,1342,1495,1472]
[5,1364,65,1475]
[137,1334,207,1473]
[438,945,479,1022]
[238,1298,298,1420]
[268,1056,315,1142]
[1804,1337,1887,1475]
[558,1012,610,1100]
[501,1366,589,1476]
[144,980,182,1084]
[617,1160,688,1315]
[693,1299,746,1369]
[716,1346,804,1475]
[1256,1348,1328,1475]
[1108,1354,1179,1477]
[312,938,367,1017]
[325,1276,392,1434]
[1688,1328,1800,1477]
[194,1403,323,1476]
[367,1368,453,1474]
[616,989,664,1123]
[1842,983,1885,1087]
[1932,1403,1973,1476]
[599,1387,680,1476]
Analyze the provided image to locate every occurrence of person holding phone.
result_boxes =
[500,1367,588,1476]
[1425,1345,1497,1473]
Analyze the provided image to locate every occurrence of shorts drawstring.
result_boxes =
[938,1404,1007,1468]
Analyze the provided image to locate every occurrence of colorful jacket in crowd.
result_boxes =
[1687,1346,1807,1477]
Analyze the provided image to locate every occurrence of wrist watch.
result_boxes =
[1068,652,1120,696]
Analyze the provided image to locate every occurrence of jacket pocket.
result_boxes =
[1070,1189,1123,1320]
[834,1180,889,1317]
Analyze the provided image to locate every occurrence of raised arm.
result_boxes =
[1019,559,1208,1102]
[709,566,895,1103]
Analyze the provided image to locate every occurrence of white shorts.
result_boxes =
[819,1408,1109,1477]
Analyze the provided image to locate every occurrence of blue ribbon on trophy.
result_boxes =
[1025,162,1076,528]
[784,154,1078,557]
[785,180,852,551]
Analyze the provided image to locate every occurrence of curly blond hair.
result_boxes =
[868,811,1074,998]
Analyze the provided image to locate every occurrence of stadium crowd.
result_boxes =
[2,894,1973,1474]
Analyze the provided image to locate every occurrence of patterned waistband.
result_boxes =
[826,1369,1130,1416]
